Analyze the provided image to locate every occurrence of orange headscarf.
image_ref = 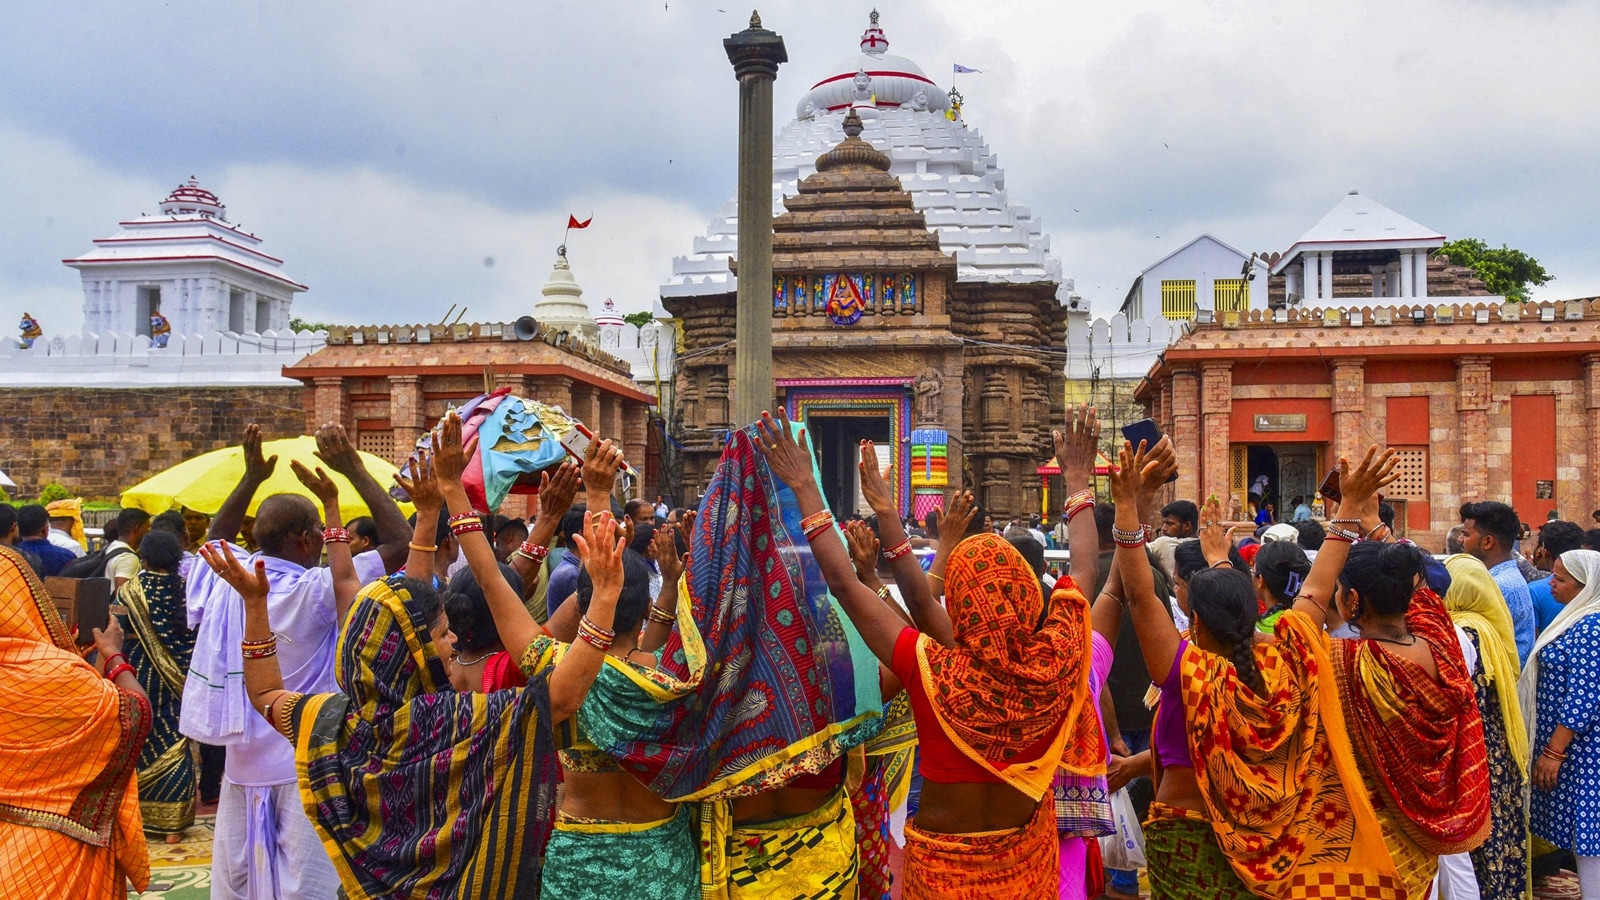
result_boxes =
[913,533,1102,799]
[0,546,151,892]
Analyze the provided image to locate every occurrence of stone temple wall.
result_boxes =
[0,386,305,500]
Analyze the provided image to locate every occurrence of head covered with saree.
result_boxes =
[293,575,558,900]
[914,532,1102,799]
[0,545,151,891]
[1444,553,1528,775]
[1518,548,1600,747]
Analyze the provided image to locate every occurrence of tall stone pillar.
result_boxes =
[1414,250,1429,298]
[1457,356,1493,502]
[1199,362,1232,503]
[1330,358,1366,454]
[1584,354,1600,515]
[389,375,425,464]
[1170,366,1201,503]
[1399,251,1415,299]
[1320,253,1335,302]
[724,12,786,427]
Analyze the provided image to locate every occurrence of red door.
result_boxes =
[1510,394,1557,523]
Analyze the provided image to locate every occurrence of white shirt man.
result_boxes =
[47,524,85,557]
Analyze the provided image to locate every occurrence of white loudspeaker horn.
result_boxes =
[513,316,540,341]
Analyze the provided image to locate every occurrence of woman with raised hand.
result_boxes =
[1294,447,1489,899]
[1109,439,1404,900]
[198,410,622,899]
[755,409,1103,898]
[1522,548,1600,895]
[1442,552,1529,899]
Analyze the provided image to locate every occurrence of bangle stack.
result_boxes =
[647,605,676,625]
[1325,525,1361,543]
[515,542,550,563]
[450,518,485,537]
[1541,745,1568,764]
[322,527,351,544]
[577,616,616,651]
[101,652,127,673]
[1111,525,1147,549]
[1063,490,1096,523]
[882,539,913,561]
[242,636,278,660]
[106,662,136,682]
[1330,518,1363,526]
[877,585,895,604]
[1366,523,1392,542]
[800,510,834,541]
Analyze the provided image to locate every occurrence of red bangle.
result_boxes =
[882,539,913,561]
[450,520,485,537]
[322,527,351,544]
[105,663,136,682]
[448,510,485,525]
[516,542,549,562]
[101,653,128,672]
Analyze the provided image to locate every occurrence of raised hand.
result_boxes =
[1198,495,1237,567]
[1337,445,1400,511]
[844,520,881,583]
[572,511,627,599]
[1053,404,1100,489]
[652,523,684,584]
[432,411,478,487]
[537,462,581,523]
[581,437,625,499]
[939,491,976,542]
[1108,440,1146,507]
[1135,436,1177,498]
[290,460,340,508]
[395,450,444,513]
[313,422,365,477]
[754,409,817,493]
[200,541,269,608]
[92,615,125,661]
[242,423,278,483]
[857,441,896,516]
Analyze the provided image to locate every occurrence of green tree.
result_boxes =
[38,483,72,504]
[288,316,342,333]
[622,311,655,329]
[1437,239,1552,304]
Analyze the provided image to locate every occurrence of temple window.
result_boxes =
[1160,280,1198,321]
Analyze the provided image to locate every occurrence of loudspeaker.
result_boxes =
[514,316,540,341]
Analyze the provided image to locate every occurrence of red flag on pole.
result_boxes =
[567,215,592,230]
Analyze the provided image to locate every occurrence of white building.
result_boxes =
[64,177,307,338]
[663,10,1078,309]
[1271,191,1447,303]
[1118,234,1271,322]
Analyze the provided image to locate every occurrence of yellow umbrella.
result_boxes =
[121,436,413,521]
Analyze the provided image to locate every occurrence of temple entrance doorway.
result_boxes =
[1237,443,1320,522]
[808,413,892,519]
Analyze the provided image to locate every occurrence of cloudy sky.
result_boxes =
[1,0,1595,337]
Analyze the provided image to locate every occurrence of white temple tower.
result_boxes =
[535,245,598,344]
[63,177,306,337]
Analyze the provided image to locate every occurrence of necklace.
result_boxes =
[1367,632,1417,647]
[455,650,492,667]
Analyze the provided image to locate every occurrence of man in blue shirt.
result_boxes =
[1460,500,1536,664]
[544,505,588,618]
[1290,495,1313,522]
[1530,519,1587,633]
[15,503,77,576]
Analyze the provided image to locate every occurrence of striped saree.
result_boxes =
[0,545,152,898]
[289,577,560,900]
[117,570,197,835]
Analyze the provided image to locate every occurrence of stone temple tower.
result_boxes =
[533,245,599,345]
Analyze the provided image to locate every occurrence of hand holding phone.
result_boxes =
[1318,469,1341,505]
[1119,418,1179,484]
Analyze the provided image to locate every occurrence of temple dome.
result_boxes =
[795,10,948,118]
[535,245,599,344]
[159,176,227,220]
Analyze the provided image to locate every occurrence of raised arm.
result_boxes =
[393,450,446,586]
[199,543,292,741]
[639,523,685,653]
[844,520,914,628]
[546,510,624,724]
[208,424,276,543]
[1196,496,1240,570]
[1295,446,1398,629]
[918,490,975,647]
[510,463,580,600]
[1111,437,1183,682]
[292,460,360,624]
[857,441,931,629]
[1054,403,1102,590]
[314,423,413,574]
[756,410,903,668]
[434,413,542,665]
[581,436,624,521]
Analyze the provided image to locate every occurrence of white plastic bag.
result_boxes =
[1098,787,1147,869]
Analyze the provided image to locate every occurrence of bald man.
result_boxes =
[182,423,410,900]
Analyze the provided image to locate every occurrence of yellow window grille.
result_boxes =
[1160,280,1197,321]
[1214,278,1249,313]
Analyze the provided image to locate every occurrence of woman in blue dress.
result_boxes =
[1522,548,1600,894]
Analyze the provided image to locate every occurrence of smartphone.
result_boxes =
[1119,418,1178,483]
[559,423,594,461]
[1318,468,1341,505]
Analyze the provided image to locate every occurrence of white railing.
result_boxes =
[0,328,327,387]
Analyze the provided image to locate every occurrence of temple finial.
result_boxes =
[749,9,761,28]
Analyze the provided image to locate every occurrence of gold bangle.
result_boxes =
[409,542,438,553]
[928,573,944,582]
[877,585,893,604]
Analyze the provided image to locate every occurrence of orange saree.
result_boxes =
[0,546,152,898]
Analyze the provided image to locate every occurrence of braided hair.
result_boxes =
[1187,567,1265,696]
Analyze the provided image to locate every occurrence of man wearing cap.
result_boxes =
[44,498,87,557]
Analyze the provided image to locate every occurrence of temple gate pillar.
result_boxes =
[1457,356,1493,502]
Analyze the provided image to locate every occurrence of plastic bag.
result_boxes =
[1098,787,1147,869]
